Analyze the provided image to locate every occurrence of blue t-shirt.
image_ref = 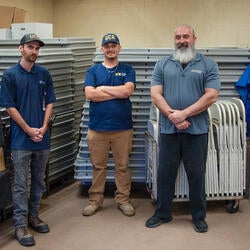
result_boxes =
[151,53,221,134]
[0,61,56,150]
[84,62,136,131]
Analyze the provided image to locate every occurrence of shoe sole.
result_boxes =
[15,236,35,247]
[30,227,49,233]
[29,223,49,233]
[119,208,135,217]
[82,211,97,216]
[194,226,208,233]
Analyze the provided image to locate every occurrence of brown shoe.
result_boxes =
[15,226,35,246]
[28,216,49,233]
[118,203,135,216]
[82,204,99,216]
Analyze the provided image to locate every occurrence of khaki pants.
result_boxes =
[87,129,133,206]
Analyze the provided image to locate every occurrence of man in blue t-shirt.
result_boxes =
[0,33,56,246]
[82,33,136,217]
[145,25,220,233]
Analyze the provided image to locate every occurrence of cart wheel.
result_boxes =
[226,200,239,213]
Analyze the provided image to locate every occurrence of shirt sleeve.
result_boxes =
[45,72,56,105]
[204,59,221,91]
[124,66,136,85]
[0,71,16,108]
[150,59,164,86]
[84,66,96,88]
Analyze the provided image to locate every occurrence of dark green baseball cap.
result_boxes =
[20,33,45,47]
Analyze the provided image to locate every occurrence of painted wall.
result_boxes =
[53,0,250,48]
[1,0,250,48]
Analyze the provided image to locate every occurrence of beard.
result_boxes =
[27,54,38,62]
[21,50,38,63]
[173,44,196,64]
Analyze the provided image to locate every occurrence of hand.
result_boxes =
[168,109,187,124]
[175,120,191,130]
[39,126,47,137]
[29,128,43,142]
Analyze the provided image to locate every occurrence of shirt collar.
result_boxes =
[17,60,37,74]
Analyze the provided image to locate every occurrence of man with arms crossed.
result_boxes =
[82,33,136,217]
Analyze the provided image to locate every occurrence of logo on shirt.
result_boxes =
[115,72,126,76]
[191,69,202,74]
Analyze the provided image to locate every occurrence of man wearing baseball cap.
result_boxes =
[19,33,45,47]
[101,33,120,46]
[82,33,136,217]
[0,33,56,246]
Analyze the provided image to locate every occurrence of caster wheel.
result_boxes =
[226,200,239,213]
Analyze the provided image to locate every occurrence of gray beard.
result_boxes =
[173,47,196,64]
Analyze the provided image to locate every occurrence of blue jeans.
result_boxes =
[12,149,50,228]
[155,133,208,222]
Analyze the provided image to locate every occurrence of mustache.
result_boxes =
[177,42,189,49]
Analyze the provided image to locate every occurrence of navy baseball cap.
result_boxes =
[20,33,45,47]
[101,33,120,46]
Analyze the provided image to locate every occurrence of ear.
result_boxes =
[19,45,23,52]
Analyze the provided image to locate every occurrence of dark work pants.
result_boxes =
[154,133,208,222]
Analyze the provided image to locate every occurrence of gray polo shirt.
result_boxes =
[151,52,221,134]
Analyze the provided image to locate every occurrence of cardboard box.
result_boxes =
[0,6,25,29]
[13,7,26,23]
[11,23,53,39]
[0,28,11,39]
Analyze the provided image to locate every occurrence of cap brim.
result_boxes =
[102,41,119,46]
[38,41,45,47]
[20,39,45,47]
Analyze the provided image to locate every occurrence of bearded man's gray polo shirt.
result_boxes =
[151,52,221,135]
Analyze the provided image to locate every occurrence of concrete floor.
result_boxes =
[1,181,250,250]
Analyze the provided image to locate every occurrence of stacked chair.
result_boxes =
[146,98,246,212]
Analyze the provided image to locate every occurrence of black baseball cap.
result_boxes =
[20,33,45,47]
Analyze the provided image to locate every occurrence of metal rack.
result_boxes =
[0,38,96,193]
[74,48,250,189]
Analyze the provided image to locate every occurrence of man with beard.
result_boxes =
[0,33,56,246]
[82,33,136,217]
[145,25,220,232]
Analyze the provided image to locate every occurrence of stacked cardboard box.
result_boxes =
[0,6,25,39]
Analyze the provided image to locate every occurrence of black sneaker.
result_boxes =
[28,216,49,233]
[193,220,208,233]
[145,215,173,228]
[15,226,35,247]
